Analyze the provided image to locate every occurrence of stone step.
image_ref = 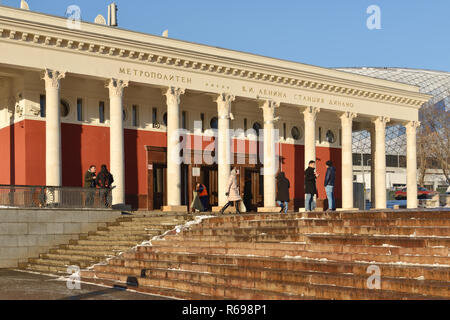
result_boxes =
[79,234,153,242]
[138,244,450,266]
[60,244,133,252]
[25,263,70,274]
[70,239,140,246]
[89,230,162,237]
[81,270,322,300]
[29,257,93,269]
[80,272,224,300]
[202,218,450,229]
[306,234,450,248]
[102,225,174,232]
[49,248,118,257]
[40,252,108,264]
[150,239,450,257]
[105,252,450,282]
[185,225,450,237]
[87,264,449,299]
[164,233,306,242]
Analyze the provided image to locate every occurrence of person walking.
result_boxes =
[196,183,209,212]
[219,168,242,214]
[84,165,97,207]
[276,172,290,213]
[96,164,114,207]
[324,160,336,211]
[305,161,318,211]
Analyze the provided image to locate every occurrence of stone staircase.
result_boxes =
[20,212,195,275]
[80,209,450,300]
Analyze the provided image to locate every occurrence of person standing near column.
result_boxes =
[305,161,318,211]
[324,160,336,211]
[276,172,290,214]
[220,168,242,214]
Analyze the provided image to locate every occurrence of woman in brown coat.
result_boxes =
[219,168,242,214]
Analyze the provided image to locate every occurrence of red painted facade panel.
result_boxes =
[0,120,342,209]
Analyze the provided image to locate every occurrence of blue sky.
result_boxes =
[2,0,449,72]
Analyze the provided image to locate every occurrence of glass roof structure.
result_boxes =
[336,67,450,156]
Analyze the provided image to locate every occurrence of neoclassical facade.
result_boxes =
[0,6,430,211]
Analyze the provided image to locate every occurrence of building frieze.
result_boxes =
[0,21,431,109]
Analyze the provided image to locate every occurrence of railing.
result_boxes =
[0,185,115,209]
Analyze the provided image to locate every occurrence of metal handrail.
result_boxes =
[0,185,116,209]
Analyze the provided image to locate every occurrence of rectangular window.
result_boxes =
[182,111,187,129]
[152,108,158,124]
[283,123,287,139]
[200,113,205,132]
[244,118,248,133]
[99,101,105,123]
[318,127,322,143]
[132,105,138,127]
[40,95,46,118]
[339,129,342,146]
[77,98,83,121]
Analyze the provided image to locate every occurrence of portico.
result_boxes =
[0,6,431,211]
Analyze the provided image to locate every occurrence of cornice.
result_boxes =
[0,12,432,109]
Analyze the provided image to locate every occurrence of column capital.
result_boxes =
[405,120,421,134]
[303,106,320,122]
[165,86,185,105]
[216,93,235,119]
[372,116,390,128]
[42,69,66,89]
[340,112,357,127]
[106,78,129,98]
[259,100,280,123]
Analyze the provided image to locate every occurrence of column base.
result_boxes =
[162,206,188,213]
[336,208,359,212]
[298,208,324,213]
[257,207,280,213]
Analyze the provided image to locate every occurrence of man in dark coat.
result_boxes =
[96,165,114,207]
[84,165,96,207]
[276,172,290,213]
[324,160,336,211]
[305,161,318,211]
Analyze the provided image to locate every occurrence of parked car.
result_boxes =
[394,187,437,200]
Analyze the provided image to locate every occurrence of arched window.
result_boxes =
[210,117,218,129]
[253,122,262,136]
[60,99,70,118]
[326,130,336,143]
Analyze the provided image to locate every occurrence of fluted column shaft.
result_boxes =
[107,79,128,205]
[165,87,185,206]
[43,69,65,187]
[406,121,420,209]
[340,112,357,209]
[216,93,235,206]
[261,100,279,208]
[373,116,390,209]
[303,107,320,169]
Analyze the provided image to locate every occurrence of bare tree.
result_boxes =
[417,93,450,186]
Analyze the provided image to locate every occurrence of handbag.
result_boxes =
[239,201,247,213]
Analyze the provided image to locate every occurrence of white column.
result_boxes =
[340,112,357,209]
[107,79,128,206]
[165,87,185,207]
[216,93,235,206]
[406,121,420,209]
[373,116,390,209]
[42,69,65,187]
[370,127,376,207]
[303,106,320,169]
[261,100,279,208]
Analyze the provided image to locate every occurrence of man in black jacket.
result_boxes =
[84,165,96,207]
[96,165,114,207]
[276,172,290,213]
[305,161,318,211]
[324,160,336,211]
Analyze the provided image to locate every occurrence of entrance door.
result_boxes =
[243,168,263,211]
[200,166,218,208]
[152,164,166,210]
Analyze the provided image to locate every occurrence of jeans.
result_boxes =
[305,194,316,211]
[277,201,288,213]
[325,185,335,210]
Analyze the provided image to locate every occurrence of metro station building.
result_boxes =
[0,6,431,211]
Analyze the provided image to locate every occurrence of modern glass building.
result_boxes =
[337,67,450,190]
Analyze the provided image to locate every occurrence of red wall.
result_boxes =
[0,120,342,209]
